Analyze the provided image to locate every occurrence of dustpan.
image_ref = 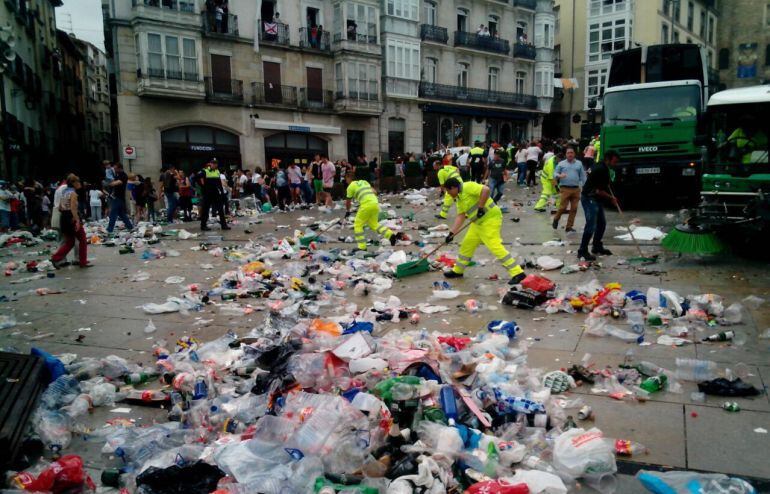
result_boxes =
[299,218,340,246]
[395,219,472,278]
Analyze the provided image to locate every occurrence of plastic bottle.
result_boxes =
[193,377,208,400]
[606,325,644,343]
[124,371,156,385]
[722,401,740,412]
[640,375,667,393]
[61,394,93,418]
[703,330,735,342]
[636,361,667,377]
[493,389,546,414]
[40,375,81,409]
[626,310,645,334]
[440,386,458,425]
[36,410,72,452]
[675,358,717,381]
[614,439,647,456]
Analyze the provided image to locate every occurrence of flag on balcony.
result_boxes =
[264,22,278,35]
[554,78,579,89]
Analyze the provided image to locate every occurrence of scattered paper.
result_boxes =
[110,407,132,414]
[614,226,666,241]
[755,428,768,434]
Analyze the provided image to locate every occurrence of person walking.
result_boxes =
[582,139,596,171]
[534,148,562,213]
[344,174,402,251]
[525,141,542,187]
[468,141,487,183]
[106,163,134,234]
[287,162,303,204]
[441,178,526,284]
[552,147,586,232]
[178,171,193,221]
[514,145,528,186]
[484,148,508,203]
[577,150,620,261]
[275,165,291,210]
[51,174,91,268]
[133,175,147,223]
[51,179,67,235]
[161,165,179,223]
[198,159,230,231]
[311,154,323,205]
[89,186,104,220]
[321,156,336,207]
[144,177,157,223]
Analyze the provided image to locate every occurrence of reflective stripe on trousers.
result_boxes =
[353,201,393,249]
[451,214,523,278]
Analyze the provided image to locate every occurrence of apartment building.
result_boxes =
[1,0,65,180]
[74,39,113,164]
[103,0,383,178]
[549,0,718,138]
[716,0,770,89]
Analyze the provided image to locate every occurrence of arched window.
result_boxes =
[718,48,729,69]
[488,15,500,37]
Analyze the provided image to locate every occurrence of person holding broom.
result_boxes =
[442,177,526,284]
[344,174,404,251]
[577,150,620,261]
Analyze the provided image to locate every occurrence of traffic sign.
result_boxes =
[122,145,136,160]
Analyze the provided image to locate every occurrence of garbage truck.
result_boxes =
[599,44,710,203]
[684,85,770,248]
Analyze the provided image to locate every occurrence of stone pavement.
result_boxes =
[0,183,768,492]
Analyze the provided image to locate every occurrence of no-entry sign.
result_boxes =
[122,145,136,160]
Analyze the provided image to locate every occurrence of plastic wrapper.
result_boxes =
[636,469,756,494]
[552,427,617,479]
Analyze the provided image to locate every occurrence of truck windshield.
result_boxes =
[603,85,701,125]
[709,103,770,166]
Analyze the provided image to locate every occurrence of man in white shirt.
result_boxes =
[457,150,470,181]
[525,142,542,187]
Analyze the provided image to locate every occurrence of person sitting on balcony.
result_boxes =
[347,21,358,40]
[214,5,224,33]
[309,23,319,48]
[477,25,485,35]
[480,26,491,37]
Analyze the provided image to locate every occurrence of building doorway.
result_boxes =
[264,132,329,170]
[161,125,241,173]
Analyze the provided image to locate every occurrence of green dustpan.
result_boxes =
[299,218,341,246]
[394,219,472,279]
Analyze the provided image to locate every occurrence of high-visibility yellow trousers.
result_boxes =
[439,192,455,219]
[534,180,560,210]
[354,201,393,250]
[452,211,523,277]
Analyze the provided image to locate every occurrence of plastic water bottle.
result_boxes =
[40,375,81,410]
[637,361,667,377]
[440,386,458,425]
[675,358,717,382]
[492,389,546,414]
[192,377,208,400]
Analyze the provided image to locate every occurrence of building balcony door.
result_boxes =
[263,61,282,103]
[210,54,232,94]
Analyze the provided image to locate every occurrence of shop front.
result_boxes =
[160,125,242,173]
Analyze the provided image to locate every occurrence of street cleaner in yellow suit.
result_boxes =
[534,150,561,213]
[442,177,527,285]
[345,174,403,250]
[436,162,463,219]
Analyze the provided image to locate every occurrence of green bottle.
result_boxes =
[372,376,422,404]
[484,442,500,477]
[124,372,155,385]
[640,374,667,393]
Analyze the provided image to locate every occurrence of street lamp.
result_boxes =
[0,22,18,180]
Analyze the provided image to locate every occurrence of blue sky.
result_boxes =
[56,0,105,51]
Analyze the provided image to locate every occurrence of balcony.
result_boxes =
[513,43,536,60]
[205,77,243,104]
[334,91,382,115]
[332,25,380,56]
[513,0,537,9]
[131,0,199,25]
[204,13,239,37]
[419,81,538,109]
[137,69,204,100]
[385,77,419,98]
[420,24,448,44]
[258,19,290,46]
[251,82,298,107]
[299,88,334,110]
[454,31,509,55]
[299,27,330,52]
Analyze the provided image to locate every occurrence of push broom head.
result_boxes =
[661,224,726,255]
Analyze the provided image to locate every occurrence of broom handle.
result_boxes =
[607,185,645,258]
[317,217,341,235]
[419,218,474,260]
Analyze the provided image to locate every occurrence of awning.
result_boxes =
[554,78,579,89]
[420,104,536,121]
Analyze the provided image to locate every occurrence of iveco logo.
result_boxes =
[638,146,658,152]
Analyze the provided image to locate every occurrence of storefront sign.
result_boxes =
[190,145,215,152]
[254,119,340,135]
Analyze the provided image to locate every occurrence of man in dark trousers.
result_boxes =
[577,150,619,261]
[197,158,230,231]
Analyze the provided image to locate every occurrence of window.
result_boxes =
[663,0,672,16]
[516,21,527,41]
[335,62,343,93]
[535,18,554,48]
[687,2,694,31]
[346,61,378,98]
[699,11,706,39]
[661,24,669,43]
[457,8,468,32]
[673,30,679,42]
[515,71,526,93]
[457,62,468,87]
[183,39,197,80]
[588,19,628,62]
[342,2,378,41]
[423,1,436,26]
[589,0,626,16]
[718,48,729,69]
[148,33,163,76]
[387,0,418,20]
[708,15,715,44]
[673,1,680,22]
[386,39,420,80]
[535,67,553,97]
[388,118,405,159]
[423,57,437,82]
[488,67,499,91]
[165,36,180,78]
[586,67,608,102]
[488,15,499,37]
[135,33,141,75]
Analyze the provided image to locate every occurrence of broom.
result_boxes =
[608,186,658,264]
[661,222,726,255]
[395,219,473,278]
[299,218,341,246]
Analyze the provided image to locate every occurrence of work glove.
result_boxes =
[445,233,454,244]
[477,207,486,219]
[435,214,445,220]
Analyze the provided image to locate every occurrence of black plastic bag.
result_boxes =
[697,378,761,397]
[136,461,225,494]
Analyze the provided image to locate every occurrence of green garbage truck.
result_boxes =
[600,44,710,203]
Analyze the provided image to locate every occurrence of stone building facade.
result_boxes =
[716,0,770,90]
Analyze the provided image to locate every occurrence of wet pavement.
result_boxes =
[0,183,768,492]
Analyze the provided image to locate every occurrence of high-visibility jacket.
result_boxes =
[470,146,485,157]
[540,156,556,183]
[437,165,462,186]
[200,167,224,195]
[455,181,499,224]
[594,139,602,163]
[728,128,768,164]
[346,180,377,206]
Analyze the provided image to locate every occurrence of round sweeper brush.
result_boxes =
[661,224,727,255]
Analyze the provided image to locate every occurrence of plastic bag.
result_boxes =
[536,256,564,270]
[144,319,157,334]
[506,470,567,494]
[636,469,756,494]
[11,455,96,493]
[552,427,617,479]
[136,460,225,494]
[466,480,529,494]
